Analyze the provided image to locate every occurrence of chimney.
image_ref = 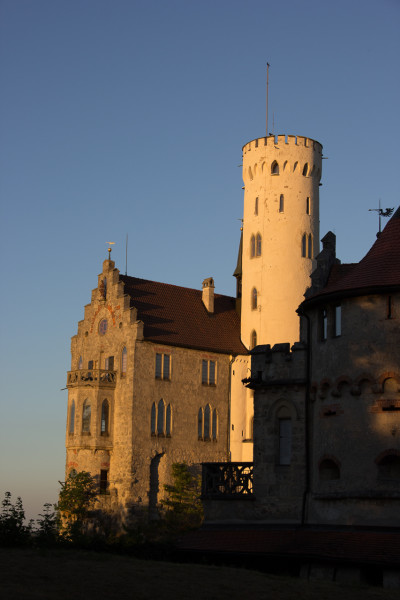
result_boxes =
[202,277,215,313]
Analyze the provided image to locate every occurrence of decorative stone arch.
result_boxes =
[352,373,376,396]
[379,372,400,393]
[318,378,332,400]
[332,376,352,398]
[266,397,300,422]
[318,455,341,481]
[375,449,400,481]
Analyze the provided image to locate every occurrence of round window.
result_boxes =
[99,319,108,335]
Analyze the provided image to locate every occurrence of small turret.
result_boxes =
[202,277,215,313]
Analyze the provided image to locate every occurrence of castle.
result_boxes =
[65,131,400,528]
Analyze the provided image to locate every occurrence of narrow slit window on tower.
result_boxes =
[279,194,284,213]
[204,404,211,439]
[256,233,262,256]
[306,197,311,215]
[251,330,257,349]
[334,305,342,337]
[101,399,109,435]
[301,234,307,257]
[157,399,165,435]
[302,163,309,176]
[121,346,127,376]
[251,288,258,310]
[254,197,258,215]
[321,308,328,341]
[82,399,91,434]
[308,234,313,258]
[250,235,256,258]
[212,409,218,441]
[387,296,393,319]
[69,400,75,434]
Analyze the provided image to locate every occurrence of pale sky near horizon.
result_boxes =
[1,0,399,521]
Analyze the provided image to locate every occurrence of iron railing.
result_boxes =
[67,369,117,388]
[202,462,254,500]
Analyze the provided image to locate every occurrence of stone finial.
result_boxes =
[202,277,215,313]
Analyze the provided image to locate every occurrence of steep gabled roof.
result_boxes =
[119,275,247,355]
[302,206,400,306]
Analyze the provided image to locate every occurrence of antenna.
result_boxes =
[368,200,394,235]
[106,241,115,258]
[125,234,128,275]
[266,62,270,137]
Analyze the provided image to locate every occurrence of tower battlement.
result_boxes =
[242,134,322,155]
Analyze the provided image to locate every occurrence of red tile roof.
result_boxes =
[119,275,247,355]
[306,206,400,303]
[178,527,400,567]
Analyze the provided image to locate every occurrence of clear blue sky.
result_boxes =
[1,0,399,521]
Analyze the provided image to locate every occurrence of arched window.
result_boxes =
[377,454,400,480]
[212,409,218,440]
[121,347,127,376]
[78,356,83,370]
[251,288,258,310]
[301,234,307,257]
[279,194,284,213]
[256,233,262,256]
[271,161,279,175]
[166,404,172,436]
[308,234,312,258]
[250,234,256,258]
[157,399,165,435]
[251,330,257,349]
[204,404,211,439]
[319,459,340,481]
[151,402,156,435]
[302,163,309,176]
[82,399,91,433]
[101,399,109,435]
[198,408,203,439]
[69,400,75,434]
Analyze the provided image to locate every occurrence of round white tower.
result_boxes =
[240,134,322,348]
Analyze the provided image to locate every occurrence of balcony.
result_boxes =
[67,369,117,389]
[202,462,254,500]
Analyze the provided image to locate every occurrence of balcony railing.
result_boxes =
[67,369,117,388]
[202,462,254,500]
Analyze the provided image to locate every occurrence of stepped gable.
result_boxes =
[119,275,247,355]
[305,206,400,303]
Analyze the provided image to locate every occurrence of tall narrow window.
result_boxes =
[321,308,328,340]
[101,399,109,435]
[387,296,393,319]
[198,408,203,439]
[209,360,216,385]
[279,194,284,213]
[157,399,165,435]
[212,409,218,440]
[279,418,292,465]
[271,161,279,175]
[306,197,311,215]
[251,330,257,349]
[166,404,172,436]
[251,288,258,310]
[69,400,75,434]
[82,399,91,433]
[105,356,114,370]
[308,234,312,258]
[155,353,171,380]
[302,163,309,176]
[256,233,262,256]
[78,356,83,370]
[301,234,307,257]
[151,402,156,434]
[121,346,127,376]
[250,235,256,258]
[204,405,211,439]
[202,360,216,385]
[99,470,108,494]
[334,305,341,337]
[254,197,258,215]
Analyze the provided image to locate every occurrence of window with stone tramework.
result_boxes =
[334,305,341,337]
[101,399,110,435]
[278,418,292,465]
[121,346,127,376]
[198,404,217,441]
[105,356,114,370]
[69,400,75,434]
[82,399,91,434]
[151,400,172,437]
[202,360,216,385]
[155,353,171,380]
[251,288,258,310]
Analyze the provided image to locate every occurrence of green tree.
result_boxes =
[35,503,59,546]
[56,471,98,542]
[0,492,32,546]
[163,463,203,532]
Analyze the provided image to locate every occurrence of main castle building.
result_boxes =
[65,131,400,528]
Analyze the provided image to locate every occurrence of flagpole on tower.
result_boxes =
[266,62,270,137]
